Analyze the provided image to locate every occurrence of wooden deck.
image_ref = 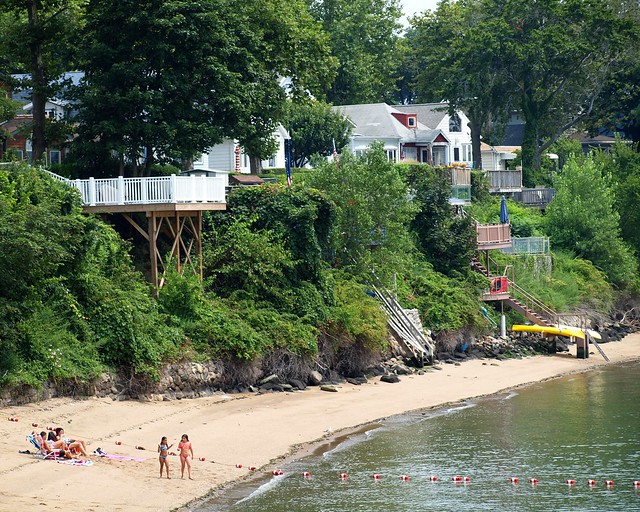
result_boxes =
[44,171,227,290]
[476,222,512,250]
[44,170,225,209]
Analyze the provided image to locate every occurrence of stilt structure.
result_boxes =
[45,171,226,290]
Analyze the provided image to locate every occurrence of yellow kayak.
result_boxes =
[511,324,601,340]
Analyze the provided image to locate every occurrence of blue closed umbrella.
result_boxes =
[500,195,509,223]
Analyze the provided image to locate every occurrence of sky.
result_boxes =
[402,0,440,18]
[400,0,440,25]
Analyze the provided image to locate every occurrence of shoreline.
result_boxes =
[1,335,639,512]
[185,350,640,511]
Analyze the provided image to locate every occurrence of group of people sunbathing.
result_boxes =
[32,427,90,459]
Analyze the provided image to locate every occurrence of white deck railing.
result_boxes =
[42,171,225,206]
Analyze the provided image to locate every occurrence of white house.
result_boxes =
[192,124,291,183]
[333,103,451,165]
[480,143,519,172]
[394,103,473,167]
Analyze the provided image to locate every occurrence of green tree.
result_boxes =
[310,0,403,104]
[75,0,255,176]
[74,0,335,176]
[228,0,336,174]
[0,0,84,162]
[545,155,637,288]
[409,0,513,169]
[284,100,352,168]
[306,142,416,274]
[405,165,477,276]
[491,0,637,175]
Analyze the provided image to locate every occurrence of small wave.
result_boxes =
[233,475,284,505]
[428,402,477,418]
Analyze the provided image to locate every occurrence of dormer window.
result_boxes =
[449,114,461,132]
[408,116,417,127]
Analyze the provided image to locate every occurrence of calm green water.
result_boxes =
[202,361,640,511]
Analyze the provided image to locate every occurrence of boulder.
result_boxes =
[308,371,323,386]
[320,385,338,392]
[380,374,400,383]
[259,374,280,386]
[289,379,306,390]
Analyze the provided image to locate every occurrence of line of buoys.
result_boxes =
[429,476,438,482]
[605,480,614,487]
[452,476,470,482]
[199,457,206,461]
[529,478,538,484]
[339,473,348,480]
[371,473,382,480]
[633,481,640,487]
[271,469,284,476]
[400,475,410,481]
[587,479,596,486]
[115,441,122,445]
[566,479,576,486]
[31,422,39,427]
[236,463,243,468]
[303,471,311,478]
[510,477,519,484]
[134,445,145,450]
[7,417,19,422]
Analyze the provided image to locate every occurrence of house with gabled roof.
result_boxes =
[333,103,451,165]
[394,102,473,167]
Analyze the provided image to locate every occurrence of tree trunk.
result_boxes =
[249,154,263,175]
[468,116,483,170]
[144,145,154,176]
[27,1,46,163]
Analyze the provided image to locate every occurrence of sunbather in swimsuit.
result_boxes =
[178,434,194,480]
[158,436,173,478]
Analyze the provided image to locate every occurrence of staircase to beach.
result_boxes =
[471,256,556,327]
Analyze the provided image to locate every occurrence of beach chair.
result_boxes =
[25,434,61,460]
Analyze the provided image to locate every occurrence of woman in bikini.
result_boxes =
[177,434,194,480]
[158,436,173,479]
[51,427,90,457]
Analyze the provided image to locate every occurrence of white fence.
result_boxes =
[42,171,225,206]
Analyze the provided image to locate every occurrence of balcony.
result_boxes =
[513,187,555,208]
[476,222,512,250]
[485,170,522,193]
[443,166,471,205]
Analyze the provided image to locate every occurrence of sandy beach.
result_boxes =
[1,334,639,512]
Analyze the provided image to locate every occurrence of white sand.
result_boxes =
[1,334,638,512]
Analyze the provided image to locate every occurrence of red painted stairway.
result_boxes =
[471,257,556,327]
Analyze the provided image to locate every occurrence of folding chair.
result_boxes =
[25,434,62,460]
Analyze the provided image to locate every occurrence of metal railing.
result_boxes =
[41,171,225,206]
[508,279,558,324]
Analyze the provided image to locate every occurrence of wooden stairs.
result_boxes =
[471,257,556,327]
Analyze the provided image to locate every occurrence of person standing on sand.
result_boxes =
[178,434,194,480]
[158,436,173,479]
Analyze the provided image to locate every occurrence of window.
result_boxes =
[49,150,61,165]
[449,114,461,132]
[268,156,276,167]
[453,147,460,161]
[385,149,397,162]
[407,117,416,127]
[404,147,417,161]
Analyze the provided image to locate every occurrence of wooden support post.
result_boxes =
[576,335,589,359]
[149,211,158,291]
